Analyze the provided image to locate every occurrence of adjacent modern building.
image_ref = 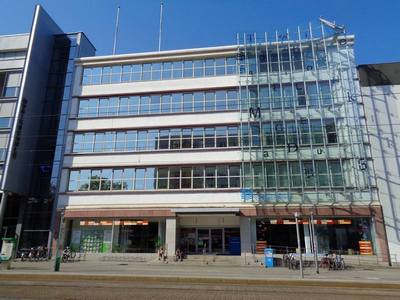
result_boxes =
[55,23,389,261]
[0,5,95,250]
[359,62,400,263]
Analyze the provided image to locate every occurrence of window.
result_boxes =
[82,57,236,85]
[73,126,240,153]
[1,72,22,98]
[157,168,169,189]
[68,165,246,192]
[78,89,239,118]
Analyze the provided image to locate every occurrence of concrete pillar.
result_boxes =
[304,224,312,254]
[240,217,253,255]
[158,220,166,245]
[165,218,177,257]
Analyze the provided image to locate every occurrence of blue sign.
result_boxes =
[240,188,253,202]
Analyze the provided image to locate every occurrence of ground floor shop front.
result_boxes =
[59,205,389,262]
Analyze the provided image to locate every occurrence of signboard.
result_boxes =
[359,240,373,255]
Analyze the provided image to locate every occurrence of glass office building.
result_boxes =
[56,20,389,261]
[0,5,95,250]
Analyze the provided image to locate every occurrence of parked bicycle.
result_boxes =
[17,246,49,262]
[62,246,76,263]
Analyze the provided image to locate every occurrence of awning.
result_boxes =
[171,208,240,216]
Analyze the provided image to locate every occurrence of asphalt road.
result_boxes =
[0,279,399,300]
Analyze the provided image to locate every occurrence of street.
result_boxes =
[0,278,399,300]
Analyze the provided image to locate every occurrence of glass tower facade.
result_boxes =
[237,24,376,205]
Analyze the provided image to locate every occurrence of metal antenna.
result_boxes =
[319,17,345,34]
[113,6,120,55]
[158,1,164,51]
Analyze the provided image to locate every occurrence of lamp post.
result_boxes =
[310,212,319,274]
[294,212,304,279]
[54,210,65,272]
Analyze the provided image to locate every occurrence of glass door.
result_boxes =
[197,229,210,253]
[211,229,223,254]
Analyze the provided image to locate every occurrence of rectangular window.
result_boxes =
[205,166,216,188]
[162,62,172,80]
[157,168,169,189]
[217,165,228,188]
[181,167,192,188]
[171,93,181,112]
[193,167,204,188]
[172,61,183,79]
[3,72,22,98]
[182,128,192,148]
[170,128,181,149]
[215,58,226,76]
[111,66,122,83]
[135,168,146,190]
[183,61,193,78]
[193,60,204,77]
[183,93,193,112]
[205,59,215,76]
[193,92,204,112]
[216,126,227,147]
[159,129,169,150]
[205,127,215,148]
[161,94,171,113]
[142,64,152,81]
[112,169,124,190]
[150,95,161,114]
[169,167,180,189]
[121,65,132,82]
[152,63,161,80]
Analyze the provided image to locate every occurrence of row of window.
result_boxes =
[0,51,26,61]
[78,89,239,118]
[243,160,343,189]
[72,118,337,154]
[242,119,337,147]
[244,46,327,74]
[73,126,239,153]
[82,57,237,85]
[0,72,22,98]
[242,81,332,108]
[68,165,241,191]
[77,81,335,119]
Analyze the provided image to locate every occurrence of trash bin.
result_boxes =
[264,248,274,268]
[0,237,17,270]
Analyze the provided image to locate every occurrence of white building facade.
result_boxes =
[359,63,400,264]
[56,24,389,261]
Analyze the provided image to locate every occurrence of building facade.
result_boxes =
[0,5,95,249]
[57,22,389,260]
[359,62,400,263]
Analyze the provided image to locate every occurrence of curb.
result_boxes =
[0,273,399,290]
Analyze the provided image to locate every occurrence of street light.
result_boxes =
[294,212,304,279]
[54,210,65,272]
[310,212,319,274]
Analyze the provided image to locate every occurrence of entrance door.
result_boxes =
[211,229,223,253]
[197,229,210,253]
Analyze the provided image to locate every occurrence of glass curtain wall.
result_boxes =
[238,25,374,204]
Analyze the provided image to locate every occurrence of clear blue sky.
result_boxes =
[1,0,399,64]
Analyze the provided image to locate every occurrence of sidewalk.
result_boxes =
[1,259,400,288]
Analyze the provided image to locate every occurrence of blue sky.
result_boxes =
[1,0,399,64]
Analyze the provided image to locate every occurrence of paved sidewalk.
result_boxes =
[1,260,399,287]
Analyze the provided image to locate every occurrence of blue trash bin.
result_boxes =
[264,248,274,268]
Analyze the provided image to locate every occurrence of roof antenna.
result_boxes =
[112,6,120,55]
[319,17,345,34]
[158,1,164,51]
